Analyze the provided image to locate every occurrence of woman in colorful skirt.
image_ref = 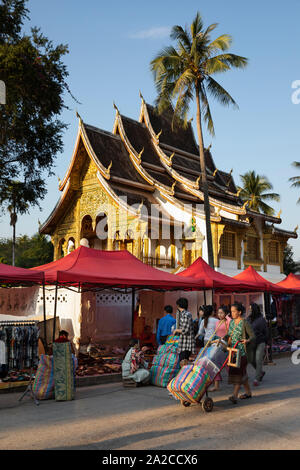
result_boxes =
[226,302,256,404]
[122,339,150,385]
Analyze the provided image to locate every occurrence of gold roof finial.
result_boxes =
[57,175,62,186]
[294,225,299,233]
[196,175,201,187]
[277,209,282,218]
[156,129,162,140]
[207,143,212,151]
[76,110,83,125]
[169,152,175,166]
[138,147,144,162]
[113,102,120,115]
[171,181,176,194]
[106,161,112,178]
[139,90,145,102]
[213,168,218,177]
[242,200,249,210]
[236,188,242,197]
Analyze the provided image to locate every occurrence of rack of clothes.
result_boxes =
[0,321,39,372]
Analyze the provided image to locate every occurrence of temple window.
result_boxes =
[268,241,279,264]
[80,215,93,239]
[247,236,260,260]
[220,231,236,258]
[58,238,65,258]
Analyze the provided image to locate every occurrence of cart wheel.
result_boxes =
[202,397,214,412]
[182,401,191,407]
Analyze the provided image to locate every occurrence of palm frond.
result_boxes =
[205,76,238,108]
[208,34,232,53]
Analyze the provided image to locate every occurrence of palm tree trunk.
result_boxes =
[12,217,16,266]
[195,88,214,268]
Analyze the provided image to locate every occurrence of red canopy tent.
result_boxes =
[177,257,256,292]
[233,266,286,294]
[276,273,300,293]
[32,246,203,290]
[32,246,204,341]
[0,263,44,284]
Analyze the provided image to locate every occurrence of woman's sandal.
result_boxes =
[239,394,252,399]
[228,395,238,404]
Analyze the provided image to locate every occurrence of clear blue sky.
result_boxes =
[1,0,300,258]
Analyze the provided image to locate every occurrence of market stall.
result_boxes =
[0,264,45,391]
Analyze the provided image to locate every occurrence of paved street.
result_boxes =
[0,356,299,450]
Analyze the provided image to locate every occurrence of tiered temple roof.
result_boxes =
[40,95,297,240]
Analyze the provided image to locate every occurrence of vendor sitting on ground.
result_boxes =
[122,339,150,385]
[55,330,75,354]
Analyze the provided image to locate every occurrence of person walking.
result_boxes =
[196,305,218,345]
[156,305,176,346]
[248,303,268,386]
[225,302,256,404]
[173,298,196,363]
[209,305,231,391]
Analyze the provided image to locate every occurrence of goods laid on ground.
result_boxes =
[150,336,180,387]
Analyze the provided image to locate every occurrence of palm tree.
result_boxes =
[150,12,248,268]
[289,161,300,203]
[0,181,29,265]
[238,171,280,216]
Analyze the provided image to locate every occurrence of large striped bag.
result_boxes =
[150,364,180,387]
[195,344,228,370]
[194,356,220,380]
[156,335,179,356]
[167,365,211,403]
[32,355,54,400]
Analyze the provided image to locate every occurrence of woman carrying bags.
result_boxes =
[209,306,231,391]
[225,302,256,404]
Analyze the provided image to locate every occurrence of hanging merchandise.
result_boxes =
[0,321,39,372]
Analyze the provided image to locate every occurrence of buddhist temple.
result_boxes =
[40,94,297,281]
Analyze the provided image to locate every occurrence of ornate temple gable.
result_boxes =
[113,109,177,198]
[138,96,248,217]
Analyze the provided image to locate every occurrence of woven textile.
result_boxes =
[53,343,75,401]
[167,365,211,403]
[32,355,54,400]
[194,356,220,380]
[150,335,180,387]
[150,364,180,387]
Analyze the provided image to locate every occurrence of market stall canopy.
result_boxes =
[177,257,255,292]
[234,266,286,294]
[32,246,202,290]
[276,273,300,293]
[0,263,44,285]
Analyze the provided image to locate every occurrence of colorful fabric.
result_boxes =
[53,343,75,401]
[227,320,246,356]
[150,335,180,387]
[130,348,147,374]
[177,311,196,354]
[167,365,211,403]
[150,364,180,387]
[32,355,54,400]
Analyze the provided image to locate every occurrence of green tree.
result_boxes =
[283,244,300,275]
[0,233,53,267]
[289,161,300,203]
[0,0,73,206]
[150,12,248,268]
[238,171,280,216]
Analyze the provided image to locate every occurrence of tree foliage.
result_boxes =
[238,170,280,216]
[0,0,71,206]
[150,11,248,134]
[283,244,300,275]
[289,161,300,204]
[0,233,53,267]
